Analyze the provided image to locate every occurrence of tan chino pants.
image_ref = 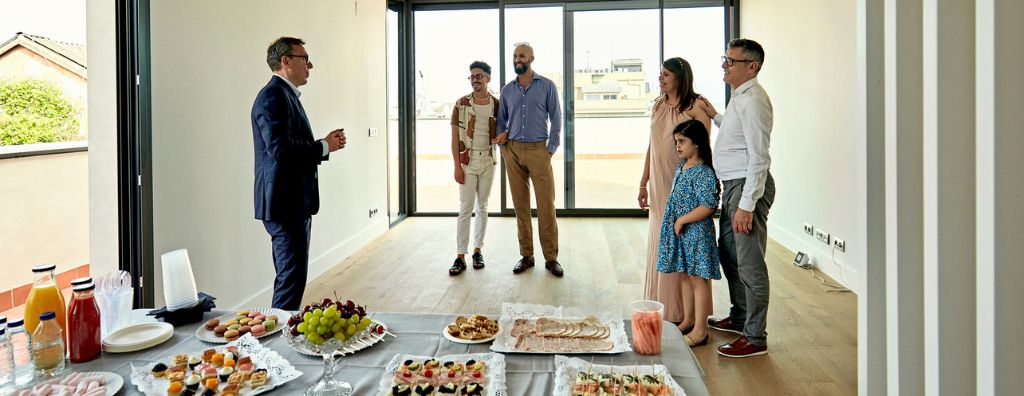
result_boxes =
[501,140,558,262]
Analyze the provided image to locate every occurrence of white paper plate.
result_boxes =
[102,322,174,353]
[24,371,124,396]
[442,325,499,344]
[194,308,289,344]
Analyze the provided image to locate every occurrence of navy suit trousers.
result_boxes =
[263,217,312,310]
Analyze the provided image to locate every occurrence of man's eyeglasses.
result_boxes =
[721,56,754,67]
[286,54,311,63]
[468,74,488,81]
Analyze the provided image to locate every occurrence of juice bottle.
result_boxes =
[67,283,101,363]
[24,264,67,347]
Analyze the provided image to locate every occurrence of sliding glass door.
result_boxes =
[402,1,731,215]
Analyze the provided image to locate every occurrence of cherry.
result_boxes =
[345,300,356,310]
[472,371,482,378]
[320,298,334,307]
[447,371,456,378]
[403,371,412,378]
[423,369,433,378]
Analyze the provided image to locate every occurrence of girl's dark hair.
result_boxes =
[662,57,699,114]
[673,119,721,199]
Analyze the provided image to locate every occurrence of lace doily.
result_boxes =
[129,333,302,395]
[551,355,687,396]
[489,303,632,354]
[375,352,507,396]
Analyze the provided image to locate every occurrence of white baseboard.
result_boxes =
[768,223,860,294]
[235,217,390,309]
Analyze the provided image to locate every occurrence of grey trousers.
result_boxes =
[718,173,776,346]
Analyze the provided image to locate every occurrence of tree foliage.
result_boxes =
[0,79,80,145]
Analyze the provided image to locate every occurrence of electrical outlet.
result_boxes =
[834,238,846,252]
[803,223,814,235]
[815,229,830,245]
[368,207,379,218]
[368,127,379,137]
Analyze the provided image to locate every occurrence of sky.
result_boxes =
[0,0,87,44]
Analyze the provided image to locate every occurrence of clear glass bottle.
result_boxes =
[6,319,33,387]
[30,312,65,377]
[0,328,14,395]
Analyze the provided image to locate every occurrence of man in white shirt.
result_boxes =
[697,38,776,358]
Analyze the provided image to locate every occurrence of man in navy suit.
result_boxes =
[251,37,345,310]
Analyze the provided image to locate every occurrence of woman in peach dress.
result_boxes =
[638,57,712,332]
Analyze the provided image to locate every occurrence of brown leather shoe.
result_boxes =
[545,260,564,277]
[717,336,767,358]
[707,317,743,335]
[512,256,535,274]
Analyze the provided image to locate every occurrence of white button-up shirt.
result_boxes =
[712,77,773,212]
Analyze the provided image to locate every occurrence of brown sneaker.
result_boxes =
[512,256,535,274]
[707,317,743,335]
[544,260,564,277]
[717,336,767,358]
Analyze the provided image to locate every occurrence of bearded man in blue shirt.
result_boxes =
[494,43,564,277]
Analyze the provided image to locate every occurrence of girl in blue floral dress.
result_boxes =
[656,119,721,347]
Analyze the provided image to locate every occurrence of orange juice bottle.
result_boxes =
[24,264,67,346]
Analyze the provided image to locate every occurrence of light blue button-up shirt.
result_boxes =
[496,72,562,153]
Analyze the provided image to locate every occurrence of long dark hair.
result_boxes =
[662,57,699,114]
[673,119,720,199]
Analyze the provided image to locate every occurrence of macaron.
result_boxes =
[227,324,240,331]
[250,324,266,337]
[262,319,277,331]
[204,319,220,330]
[247,312,260,319]
[266,315,279,322]
[238,325,251,334]
[223,319,239,327]
[224,329,240,341]
[214,325,228,336]
[253,314,267,322]
[238,318,252,326]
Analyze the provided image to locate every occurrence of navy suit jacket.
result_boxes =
[251,76,328,221]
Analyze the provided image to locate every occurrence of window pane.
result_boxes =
[663,6,727,149]
[502,6,565,210]
[387,9,401,221]
[572,9,660,209]
[413,9,500,213]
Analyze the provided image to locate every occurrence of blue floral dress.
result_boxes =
[656,160,721,280]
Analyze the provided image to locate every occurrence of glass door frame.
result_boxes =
[397,0,738,216]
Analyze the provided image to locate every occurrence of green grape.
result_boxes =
[297,322,308,333]
[346,324,356,335]
[313,308,323,316]
[359,318,372,328]
[333,332,345,340]
[306,317,317,326]
[316,325,327,335]
[351,314,361,323]
[305,332,316,341]
[303,312,312,321]
[332,323,343,333]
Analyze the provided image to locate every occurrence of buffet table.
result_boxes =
[70,311,709,395]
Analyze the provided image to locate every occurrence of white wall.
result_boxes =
[86,0,120,280]
[740,0,864,292]
[149,0,389,308]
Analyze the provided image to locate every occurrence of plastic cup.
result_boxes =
[161,249,199,311]
[630,300,664,355]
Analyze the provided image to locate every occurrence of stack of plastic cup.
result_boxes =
[160,249,199,311]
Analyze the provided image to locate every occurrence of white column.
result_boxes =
[858,0,887,394]
[922,0,976,394]
[976,0,1024,394]
[884,0,925,394]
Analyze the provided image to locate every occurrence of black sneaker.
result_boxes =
[448,257,467,276]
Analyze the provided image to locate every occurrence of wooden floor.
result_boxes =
[306,217,857,395]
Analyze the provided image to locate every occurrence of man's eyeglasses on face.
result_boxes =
[468,74,488,81]
[286,54,311,64]
[721,56,754,67]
